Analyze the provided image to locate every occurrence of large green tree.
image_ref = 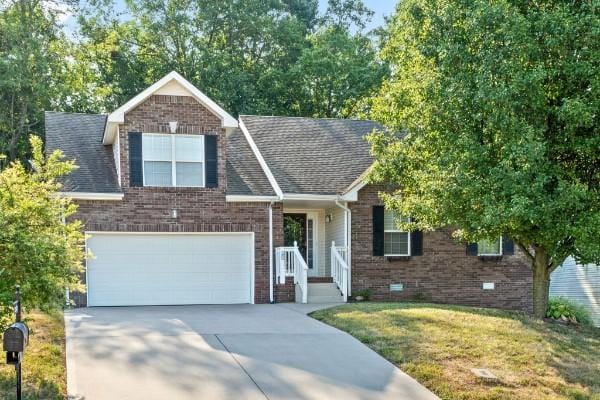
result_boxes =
[368,0,599,317]
[0,0,72,161]
[0,0,97,160]
[288,26,387,117]
[75,0,387,117]
[0,136,85,327]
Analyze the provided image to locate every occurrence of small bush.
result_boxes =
[355,288,374,300]
[546,296,592,326]
[411,290,428,302]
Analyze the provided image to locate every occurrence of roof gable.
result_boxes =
[103,71,237,144]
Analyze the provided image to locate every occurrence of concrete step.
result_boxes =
[307,276,334,283]
[307,283,344,304]
[307,295,345,304]
[307,283,340,296]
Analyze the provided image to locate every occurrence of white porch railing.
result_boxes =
[275,241,309,303]
[331,241,349,302]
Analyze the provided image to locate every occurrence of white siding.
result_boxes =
[316,210,326,276]
[550,256,600,326]
[325,207,346,275]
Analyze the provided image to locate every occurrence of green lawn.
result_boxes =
[0,311,66,400]
[311,302,600,400]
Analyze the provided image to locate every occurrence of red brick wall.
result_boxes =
[349,185,533,313]
[274,277,296,303]
[71,95,285,305]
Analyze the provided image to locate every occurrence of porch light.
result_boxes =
[325,214,332,223]
[169,121,178,133]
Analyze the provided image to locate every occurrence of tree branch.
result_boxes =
[517,242,535,264]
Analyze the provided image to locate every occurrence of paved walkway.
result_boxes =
[65,304,438,400]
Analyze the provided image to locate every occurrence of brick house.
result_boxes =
[45,71,532,311]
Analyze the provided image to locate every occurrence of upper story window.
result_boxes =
[384,210,410,256]
[142,133,204,187]
[477,237,502,256]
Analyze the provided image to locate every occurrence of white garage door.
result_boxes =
[86,233,253,306]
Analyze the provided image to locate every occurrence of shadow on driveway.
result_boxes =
[65,304,438,400]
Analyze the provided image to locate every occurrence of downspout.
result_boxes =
[335,199,352,296]
[269,201,274,303]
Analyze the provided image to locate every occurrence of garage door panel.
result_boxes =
[86,233,253,306]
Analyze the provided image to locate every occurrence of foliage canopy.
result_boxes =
[368,0,600,316]
[0,136,85,327]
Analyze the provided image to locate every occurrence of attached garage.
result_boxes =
[85,233,254,306]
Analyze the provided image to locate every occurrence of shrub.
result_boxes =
[0,136,85,329]
[546,296,592,326]
[355,288,374,301]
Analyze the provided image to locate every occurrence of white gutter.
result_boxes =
[269,202,274,303]
[226,195,280,202]
[335,200,352,296]
[282,193,338,201]
[60,192,124,201]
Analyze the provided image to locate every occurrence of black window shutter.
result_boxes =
[466,243,478,256]
[411,231,423,256]
[204,135,218,188]
[128,132,143,187]
[373,206,385,256]
[502,236,515,255]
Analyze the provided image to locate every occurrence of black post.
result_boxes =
[15,286,21,323]
[16,362,21,400]
[14,286,22,400]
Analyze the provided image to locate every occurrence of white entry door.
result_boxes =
[86,233,253,306]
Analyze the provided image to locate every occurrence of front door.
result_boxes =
[283,213,316,275]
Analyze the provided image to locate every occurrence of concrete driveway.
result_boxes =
[65,304,438,400]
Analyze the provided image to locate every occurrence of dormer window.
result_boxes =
[142,133,204,187]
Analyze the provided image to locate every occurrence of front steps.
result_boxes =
[306,283,344,304]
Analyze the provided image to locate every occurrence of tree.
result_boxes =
[0,0,74,161]
[288,26,387,118]
[0,136,85,328]
[75,0,387,118]
[367,0,600,317]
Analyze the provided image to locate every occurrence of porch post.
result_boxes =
[346,204,352,296]
[269,203,273,303]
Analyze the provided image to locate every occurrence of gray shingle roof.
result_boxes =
[44,112,380,197]
[226,128,275,196]
[45,112,122,193]
[240,115,380,195]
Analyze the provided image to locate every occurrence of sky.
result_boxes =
[318,0,398,31]
[64,1,398,34]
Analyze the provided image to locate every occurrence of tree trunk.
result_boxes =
[532,246,551,318]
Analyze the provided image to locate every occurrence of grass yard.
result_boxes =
[0,311,66,400]
[311,303,600,400]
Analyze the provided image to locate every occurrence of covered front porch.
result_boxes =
[274,199,351,304]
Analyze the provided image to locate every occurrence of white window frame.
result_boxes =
[384,210,411,257]
[142,133,205,188]
[477,237,503,256]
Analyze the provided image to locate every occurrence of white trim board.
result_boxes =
[226,195,280,202]
[60,192,124,201]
